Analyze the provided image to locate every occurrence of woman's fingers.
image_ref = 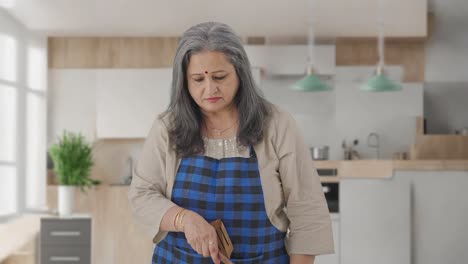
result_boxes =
[182,211,223,259]
[208,240,220,264]
[202,241,210,257]
[219,252,234,264]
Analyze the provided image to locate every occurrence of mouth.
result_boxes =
[206,97,222,103]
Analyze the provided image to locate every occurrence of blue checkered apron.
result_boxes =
[152,146,289,263]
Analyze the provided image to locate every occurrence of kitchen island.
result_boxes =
[314,159,468,182]
[327,160,468,264]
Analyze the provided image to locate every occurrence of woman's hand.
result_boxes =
[182,210,221,264]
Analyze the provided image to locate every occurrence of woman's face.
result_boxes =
[186,50,239,115]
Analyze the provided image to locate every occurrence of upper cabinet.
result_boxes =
[244,45,335,76]
[96,69,172,139]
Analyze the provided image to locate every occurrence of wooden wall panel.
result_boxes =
[409,116,468,160]
[49,36,426,81]
[48,37,179,68]
[336,38,425,82]
[412,135,468,160]
[48,38,98,68]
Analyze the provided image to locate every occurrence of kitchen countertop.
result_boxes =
[49,160,468,185]
[314,159,468,181]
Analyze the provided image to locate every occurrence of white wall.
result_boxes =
[48,66,423,160]
[426,0,468,82]
[260,66,423,160]
[424,82,468,134]
[423,0,468,134]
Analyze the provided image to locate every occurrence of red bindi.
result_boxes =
[204,71,208,74]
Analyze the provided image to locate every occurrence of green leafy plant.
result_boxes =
[49,130,100,190]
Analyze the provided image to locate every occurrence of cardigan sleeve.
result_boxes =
[274,111,335,255]
[128,117,176,243]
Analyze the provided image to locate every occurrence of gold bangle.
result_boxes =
[178,209,187,231]
[173,208,184,231]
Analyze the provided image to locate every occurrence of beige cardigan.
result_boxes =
[128,107,334,256]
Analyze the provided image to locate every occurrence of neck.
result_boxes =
[203,106,238,129]
[202,106,239,138]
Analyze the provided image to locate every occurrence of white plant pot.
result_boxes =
[58,185,75,216]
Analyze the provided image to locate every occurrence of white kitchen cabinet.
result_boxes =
[340,178,411,264]
[315,213,340,264]
[48,70,98,142]
[244,45,335,76]
[96,68,172,138]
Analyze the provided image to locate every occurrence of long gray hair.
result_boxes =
[162,21,272,157]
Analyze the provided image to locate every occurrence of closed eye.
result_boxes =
[213,76,226,81]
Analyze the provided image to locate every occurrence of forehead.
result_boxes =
[187,50,233,73]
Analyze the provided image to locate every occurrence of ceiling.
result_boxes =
[2,0,427,37]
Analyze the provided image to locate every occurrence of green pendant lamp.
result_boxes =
[292,66,332,92]
[361,66,402,92]
[360,0,402,92]
[292,0,332,92]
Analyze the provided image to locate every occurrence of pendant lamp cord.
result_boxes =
[377,0,385,69]
[307,0,316,69]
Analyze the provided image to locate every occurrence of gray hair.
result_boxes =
[162,21,272,157]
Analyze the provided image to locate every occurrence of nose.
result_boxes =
[206,79,218,95]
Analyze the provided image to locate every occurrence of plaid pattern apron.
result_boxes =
[152,146,289,263]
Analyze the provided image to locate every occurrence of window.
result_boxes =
[0,84,16,162]
[0,33,16,82]
[0,17,47,219]
[0,33,18,218]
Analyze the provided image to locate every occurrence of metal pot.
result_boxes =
[461,127,468,135]
[310,146,329,160]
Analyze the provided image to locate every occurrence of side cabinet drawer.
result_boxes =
[41,246,90,264]
[41,219,91,246]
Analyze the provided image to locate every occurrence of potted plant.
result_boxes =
[49,130,100,216]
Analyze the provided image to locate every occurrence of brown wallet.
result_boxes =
[210,219,233,258]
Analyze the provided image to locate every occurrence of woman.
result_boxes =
[128,22,334,264]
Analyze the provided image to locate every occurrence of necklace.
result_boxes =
[205,120,238,136]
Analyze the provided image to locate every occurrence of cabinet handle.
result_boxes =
[50,256,80,262]
[50,231,81,237]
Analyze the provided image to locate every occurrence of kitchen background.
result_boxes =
[1,0,468,264]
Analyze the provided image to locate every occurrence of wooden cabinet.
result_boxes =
[96,69,172,138]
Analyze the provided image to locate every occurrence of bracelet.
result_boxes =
[174,208,187,232]
[178,209,188,232]
[173,208,184,232]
